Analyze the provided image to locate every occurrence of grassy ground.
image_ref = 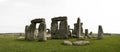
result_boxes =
[0,35,120,52]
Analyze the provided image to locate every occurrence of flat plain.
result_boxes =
[0,35,120,52]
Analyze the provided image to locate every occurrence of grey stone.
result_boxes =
[38,22,47,41]
[73,18,82,38]
[28,23,36,40]
[76,17,81,39]
[89,32,92,35]
[81,23,83,36]
[31,18,45,23]
[84,29,91,38]
[68,25,72,38]
[63,40,72,45]
[51,16,69,39]
[25,25,29,40]
[73,41,90,46]
[25,18,47,41]
[97,25,104,40]
[73,23,77,35]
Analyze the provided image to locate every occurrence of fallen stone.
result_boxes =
[63,40,72,45]
[73,41,90,46]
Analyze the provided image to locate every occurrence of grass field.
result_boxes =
[0,35,120,52]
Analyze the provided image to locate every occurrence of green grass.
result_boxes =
[0,35,120,52]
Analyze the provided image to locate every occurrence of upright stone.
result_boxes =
[58,20,68,38]
[51,19,58,38]
[73,23,77,35]
[28,23,36,40]
[89,32,92,35]
[81,23,83,36]
[25,25,29,40]
[97,25,104,40]
[51,17,68,39]
[84,29,90,38]
[25,18,47,41]
[76,17,81,39]
[38,19,47,41]
[68,25,72,38]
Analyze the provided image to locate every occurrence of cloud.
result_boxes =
[0,0,7,2]
[12,2,31,7]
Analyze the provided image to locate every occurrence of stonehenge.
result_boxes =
[51,16,68,39]
[25,18,47,41]
[72,18,83,39]
[25,16,104,41]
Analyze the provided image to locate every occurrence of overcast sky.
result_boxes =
[0,0,120,33]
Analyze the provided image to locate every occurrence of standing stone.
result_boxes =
[38,19,47,41]
[89,32,92,35]
[84,29,91,38]
[28,23,36,40]
[81,23,83,36]
[76,17,81,39]
[51,17,68,39]
[25,25,29,40]
[97,25,104,40]
[25,18,47,41]
[68,25,72,38]
[58,20,68,38]
[73,23,77,36]
[89,31,96,38]
[51,19,58,38]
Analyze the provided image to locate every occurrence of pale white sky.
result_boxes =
[0,0,120,33]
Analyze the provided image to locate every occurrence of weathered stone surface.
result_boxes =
[52,16,67,21]
[81,23,83,36]
[73,41,90,46]
[38,22,47,41]
[63,40,72,45]
[89,31,96,38]
[97,25,104,40]
[68,25,72,38]
[58,20,68,38]
[85,29,88,36]
[73,18,82,38]
[31,18,45,23]
[28,23,36,40]
[25,18,47,41]
[70,29,74,37]
[51,20,58,38]
[73,23,77,36]
[25,25,29,40]
[51,16,69,39]
[84,29,91,38]
[76,17,81,39]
